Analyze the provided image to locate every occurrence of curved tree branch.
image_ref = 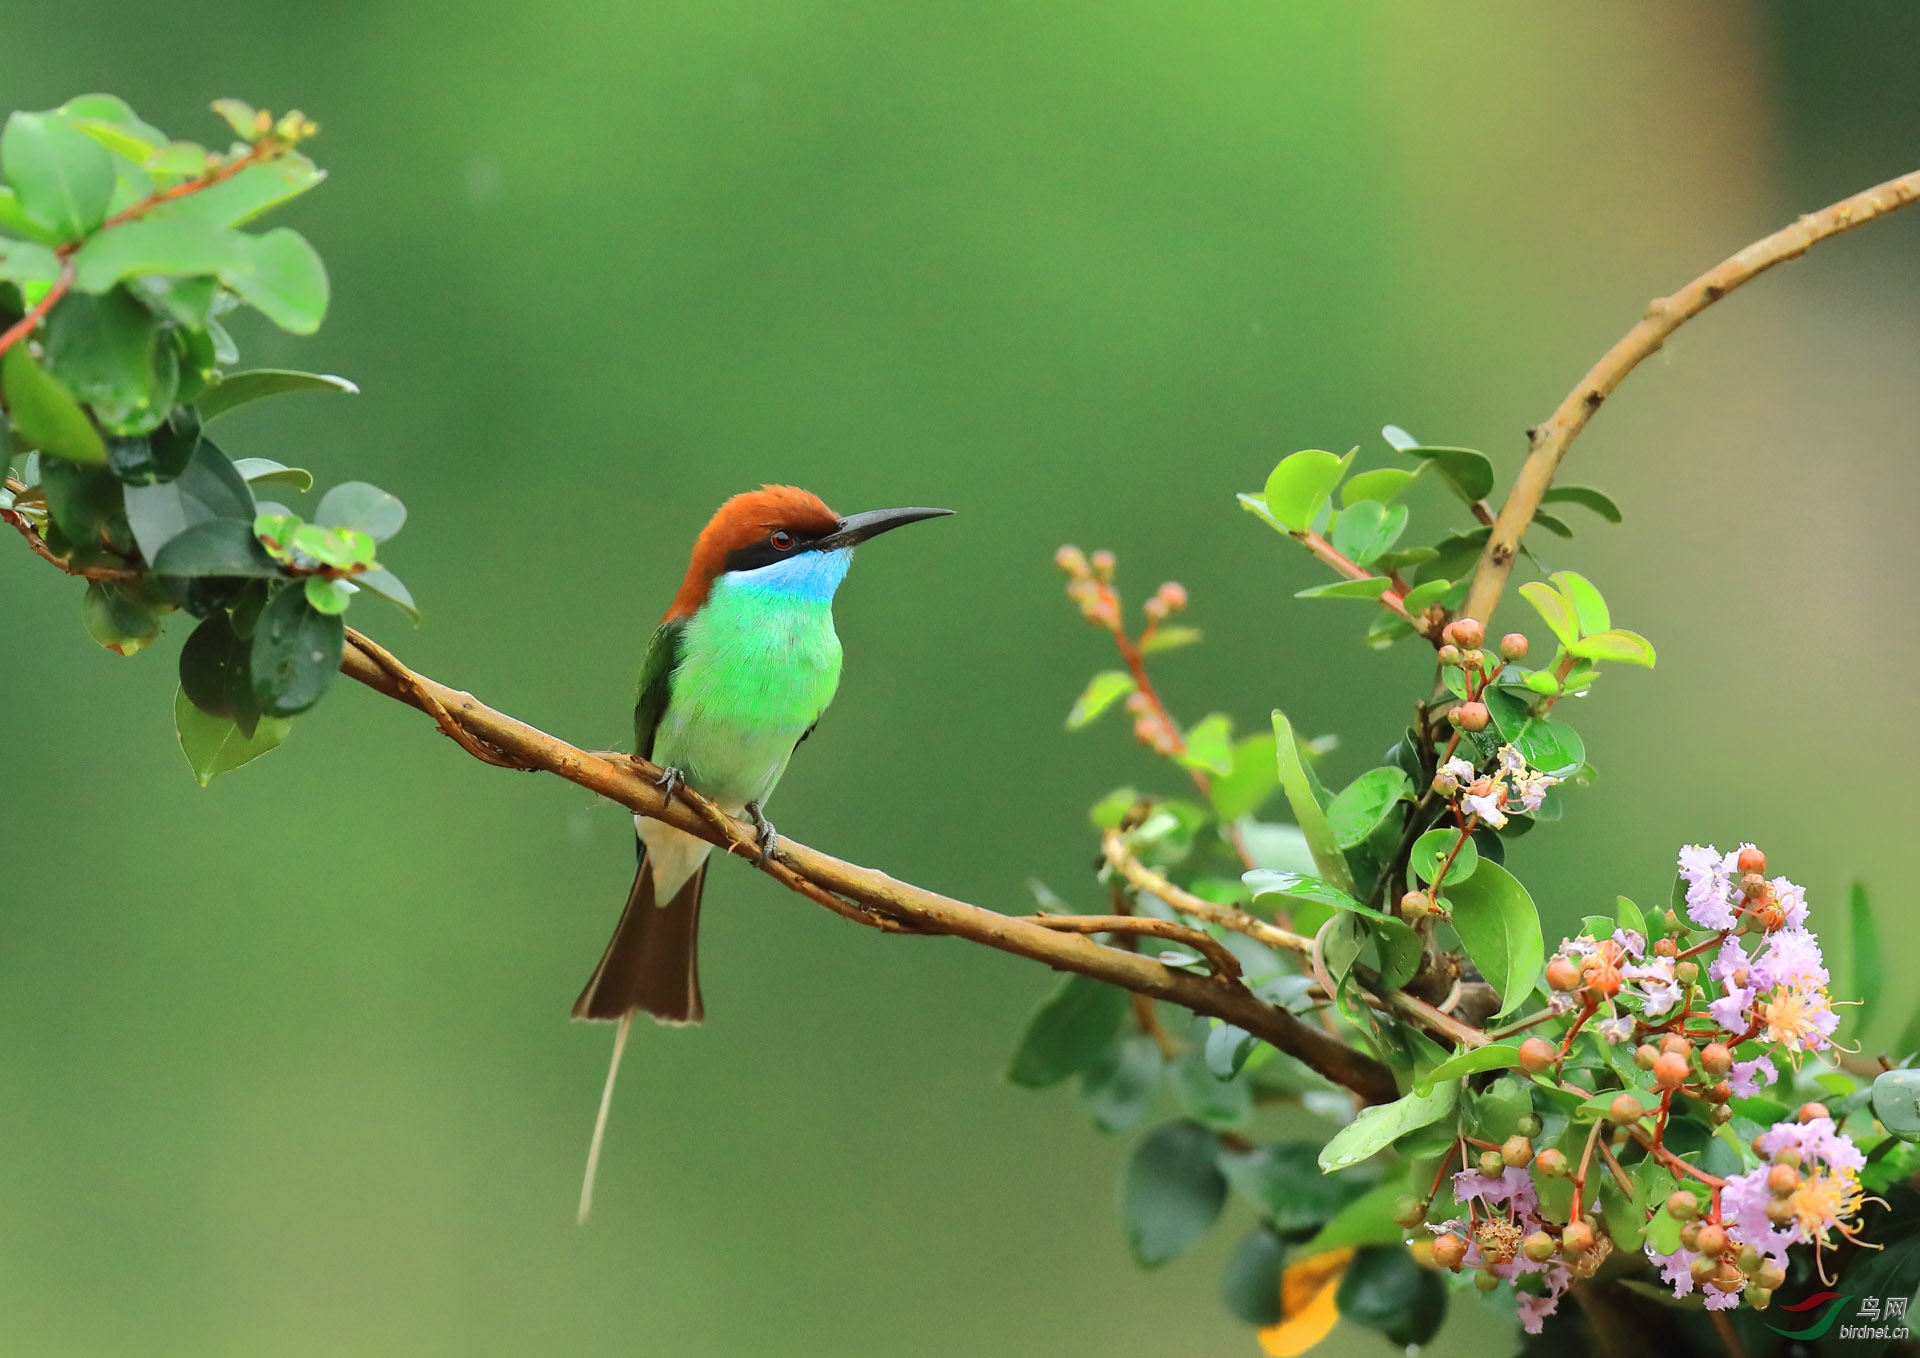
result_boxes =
[1463,166,1920,625]
[335,630,1402,1104]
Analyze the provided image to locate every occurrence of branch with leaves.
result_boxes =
[7,92,1920,1358]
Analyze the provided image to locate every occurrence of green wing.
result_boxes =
[633,619,686,760]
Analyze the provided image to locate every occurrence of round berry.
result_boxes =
[1437,643,1462,666]
[1518,1038,1557,1074]
[1478,1149,1506,1179]
[1391,1195,1428,1228]
[1443,619,1486,650]
[1610,1093,1645,1124]
[1695,1223,1727,1256]
[1767,1164,1800,1197]
[1432,1233,1468,1271]
[1737,846,1767,875]
[1660,1034,1691,1057]
[1634,1044,1659,1071]
[1545,957,1582,991]
[1451,701,1490,733]
[1560,1220,1595,1255]
[1534,1148,1569,1177]
[1666,1190,1700,1221]
[1523,1231,1557,1263]
[1516,1113,1544,1138]
[1653,1051,1690,1089]
[1701,1043,1733,1076]
[1499,633,1529,661]
[1798,1101,1830,1123]
[1502,1135,1535,1167]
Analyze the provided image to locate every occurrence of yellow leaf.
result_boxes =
[1257,1247,1354,1358]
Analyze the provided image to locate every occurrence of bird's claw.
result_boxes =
[653,765,687,800]
[745,801,779,866]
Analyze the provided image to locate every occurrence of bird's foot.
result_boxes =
[653,765,687,800]
[745,801,779,866]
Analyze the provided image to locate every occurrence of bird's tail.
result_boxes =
[572,835,708,1025]
[571,832,708,1222]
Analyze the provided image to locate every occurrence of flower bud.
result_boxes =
[1479,1150,1507,1179]
[1710,1103,1733,1125]
[1610,1093,1645,1124]
[1518,1038,1557,1074]
[1748,1285,1773,1311]
[1406,1236,1436,1268]
[1690,1254,1719,1284]
[1654,937,1679,958]
[1503,1136,1535,1167]
[1737,846,1767,875]
[1675,960,1698,984]
[1443,619,1486,650]
[1654,1052,1690,1089]
[1758,1261,1786,1291]
[1517,1113,1544,1138]
[1156,581,1188,611]
[1437,643,1462,666]
[1546,957,1581,991]
[1089,549,1116,580]
[1667,1190,1700,1220]
[1560,1220,1595,1256]
[1660,1034,1691,1057]
[1054,544,1089,576]
[1711,1260,1745,1293]
[1773,1147,1803,1169]
[1535,1147,1569,1177]
[1766,1198,1796,1225]
[1738,1245,1764,1276]
[1402,890,1435,919]
[1499,633,1529,661]
[1523,1231,1557,1263]
[1706,1081,1732,1104]
[1740,871,1769,899]
[1450,701,1490,732]
[1474,1268,1502,1292]
[1461,649,1486,670]
[1391,1194,1429,1228]
[1701,1043,1733,1076]
[1768,1164,1801,1196]
[1679,1220,1702,1251]
[1798,1102,1829,1124]
[1695,1223,1727,1256]
[1432,1233,1468,1271]
[1635,1044,1659,1070]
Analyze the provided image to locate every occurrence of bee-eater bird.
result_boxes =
[572,485,950,1219]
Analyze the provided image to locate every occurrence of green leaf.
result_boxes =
[1263,448,1353,534]
[1220,1225,1287,1327]
[1298,1178,1406,1254]
[1615,895,1647,939]
[210,98,261,140]
[1173,1048,1252,1130]
[1244,871,1363,917]
[1209,734,1279,823]
[38,456,125,546]
[221,227,329,334]
[356,567,419,622]
[1319,1080,1457,1171]
[0,237,61,287]
[1398,445,1494,503]
[69,217,248,295]
[123,436,255,562]
[231,457,314,492]
[105,406,199,486]
[1,111,115,241]
[1175,713,1233,776]
[1408,827,1477,887]
[303,577,355,615]
[1530,509,1573,538]
[173,684,291,786]
[151,519,282,578]
[1,344,106,462]
[198,369,358,422]
[1414,1040,1523,1095]
[1445,861,1545,1019]
[1139,625,1201,655]
[1483,687,1586,777]
[1236,491,1281,531]
[144,141,209,180]
[1398,578,1452,614]
[1541,485,1623,523]
[1005,973,1128,1087]
[313,480,406,542]
[1271,710,1353,893]
[1567,628,1657,667]
[1341,467,1417,506]
[1066,670,1135,730]
[1518,581,1578,647]
[1295,577,1391,601]
[1217,1141,1362,1233]
[80,578,161,656]
[42,287,178,435]
[178,608,263,733]
[73,117,158,164]
[1870,1069,1920,1141]
[62,95,168,149]
[0,186,62,244]
[1851,881,1884,1035]
[1329,500,1407,567]
[1326,767,1411,850]
[1078,1034,1163,1134]
[250,583,345,717]
[1123,1121,1227,1268]
[1336,1245,1446,1347]
[1415,528,1490,586]
[1549,571,1609,636]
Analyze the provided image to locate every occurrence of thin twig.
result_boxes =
[1100,831,1312,954]
[1022,914,1243,980]
[1463,166,1920,625]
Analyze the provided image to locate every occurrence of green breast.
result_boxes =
[650,578,843,807]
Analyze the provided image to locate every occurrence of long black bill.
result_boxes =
[817,505,953,550]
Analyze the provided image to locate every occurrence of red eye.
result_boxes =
[771,530,795,551]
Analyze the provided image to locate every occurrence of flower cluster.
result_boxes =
[1684,845,1838,1056]
[1423,1158,1608,1334]
[1432,744,1560,830]
[1646,1107,1869,1308]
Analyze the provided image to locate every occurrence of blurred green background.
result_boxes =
[4,2,1918,1353]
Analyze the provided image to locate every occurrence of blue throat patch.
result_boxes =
[721,547,853,604]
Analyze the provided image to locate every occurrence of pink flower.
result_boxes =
[1728,1055,1779,1097]
[1452,1166,1537,1212]
[1516,1290,1558,1335]
[1678,843,1739,930]
[1757,928,1828,990]
[1646,1243,1699,1297]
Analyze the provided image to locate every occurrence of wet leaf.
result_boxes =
[173,684,291,785]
